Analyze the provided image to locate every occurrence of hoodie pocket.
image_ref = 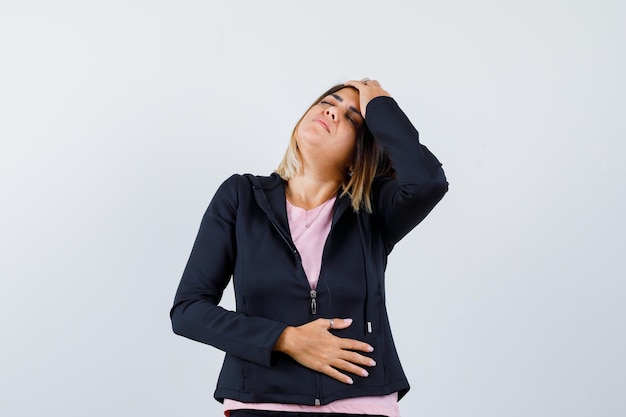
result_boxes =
[243,353,316,397]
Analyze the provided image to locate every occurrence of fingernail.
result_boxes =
[346,377,354,384]
[361,370,369,377]
[370,359,376,366]
[367,345,374,352]
[344,318,353,324]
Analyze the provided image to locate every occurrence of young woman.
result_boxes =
[171,79,448,417]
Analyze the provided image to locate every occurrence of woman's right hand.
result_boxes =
[273,318,376,384]
[344,78,391,118]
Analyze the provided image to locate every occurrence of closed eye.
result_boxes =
[320,100,359,128]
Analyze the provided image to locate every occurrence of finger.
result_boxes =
[326,317,353,330]
[339,337,374,353]
[332,359,371,378]
[345,79,383,88]
[321,365,354,385]
[344,80,366,90]
[339,350,377,368]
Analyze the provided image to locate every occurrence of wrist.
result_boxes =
[273,326,296,354]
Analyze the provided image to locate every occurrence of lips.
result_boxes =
[314,118,330,133]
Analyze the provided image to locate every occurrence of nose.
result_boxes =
[324,107,337,121]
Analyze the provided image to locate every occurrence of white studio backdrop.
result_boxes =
[1,1,624,416]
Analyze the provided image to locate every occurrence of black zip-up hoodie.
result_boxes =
[170,96,448,406]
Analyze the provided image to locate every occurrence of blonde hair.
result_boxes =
[276,84,394,213]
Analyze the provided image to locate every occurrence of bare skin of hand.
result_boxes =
[344,79,391,118]
[273,318,376,384]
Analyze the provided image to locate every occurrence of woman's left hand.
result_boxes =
[344,78,391,118]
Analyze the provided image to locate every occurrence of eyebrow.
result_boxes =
[331,94,363,120]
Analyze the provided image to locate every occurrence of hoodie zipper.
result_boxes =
[261,196,319,314]
[310,289,317,315]
[266,209,322,405]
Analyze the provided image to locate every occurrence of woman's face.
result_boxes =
[296,87,364,171]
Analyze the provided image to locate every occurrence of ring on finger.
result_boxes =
[361,78,370,85]
[329,319,335,329]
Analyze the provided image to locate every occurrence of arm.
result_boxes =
[366,95,448,249]
[170,175,288,367]
[345,78,447,250]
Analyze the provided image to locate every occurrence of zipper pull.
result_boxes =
[310,289,317,315]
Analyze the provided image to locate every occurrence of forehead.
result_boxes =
[327,87,359,104]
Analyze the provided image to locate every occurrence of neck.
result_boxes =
[285,175,342,210]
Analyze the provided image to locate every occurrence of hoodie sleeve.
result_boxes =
[170,175,288,367]
[366,96,449,252]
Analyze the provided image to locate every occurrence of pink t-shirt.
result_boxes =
[224,196,400,417]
